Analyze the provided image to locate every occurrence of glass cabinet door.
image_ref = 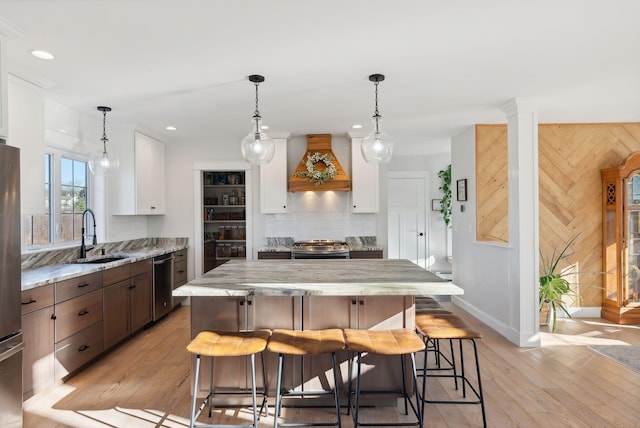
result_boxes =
[625,173,640,304]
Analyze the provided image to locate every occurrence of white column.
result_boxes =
[502,98,540,347]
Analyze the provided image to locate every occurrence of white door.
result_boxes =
[387,172,428,267]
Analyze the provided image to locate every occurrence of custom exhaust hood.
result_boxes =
[288,134,351,192]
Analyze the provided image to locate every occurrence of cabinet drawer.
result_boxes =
[174,248,187,262]
[258,252,291,259]
[55,289,103,342]
[21,284,54,315]
[55,272,102,303]
[103,263,131,287]
[174,260,187,287]
[349,250,383,259]
[54,321,104,379]
[131,258,152,277]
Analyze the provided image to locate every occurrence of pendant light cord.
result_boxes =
[101,109,108,154]
[373,80,381,133]
[253,81,262,134]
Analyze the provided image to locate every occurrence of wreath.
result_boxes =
[296,152,337,186]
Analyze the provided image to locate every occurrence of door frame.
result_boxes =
[387,171,429,267]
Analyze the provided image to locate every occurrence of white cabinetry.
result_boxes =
[260,137,288,213]
[0,34,8,139]
[112,129,166,215]
[351,138,379,213]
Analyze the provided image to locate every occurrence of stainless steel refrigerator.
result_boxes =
[0,143,23,427]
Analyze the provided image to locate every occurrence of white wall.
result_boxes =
[450,126,534,346]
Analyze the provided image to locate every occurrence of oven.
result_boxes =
[290,240,350,259]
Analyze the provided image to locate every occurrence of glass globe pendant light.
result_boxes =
[89,106,120,175]
[241,75,275,164]
[361,74,394,163]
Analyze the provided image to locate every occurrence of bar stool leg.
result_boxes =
[274,353,284,428]
[209,356,214,417]
[191,354,201,428]
[400,355,408,415]
[250,354,258,428]
[331,352,342,428]
[410,353,423,428]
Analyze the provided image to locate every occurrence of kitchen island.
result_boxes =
[174,259,463,405]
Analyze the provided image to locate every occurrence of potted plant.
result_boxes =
[437,164,452,227]
[539,234,602,331]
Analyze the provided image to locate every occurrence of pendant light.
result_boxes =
[361,74,394,163]
[89,106,120,175]
[241,75,275,164]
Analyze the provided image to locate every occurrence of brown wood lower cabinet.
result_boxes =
[21,284,55,400]
[257,251,291,259]
[53,271,105,381]
[103,259,153,350]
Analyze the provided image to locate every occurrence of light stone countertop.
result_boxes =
[22,244,187,291]
[173,259,463,297]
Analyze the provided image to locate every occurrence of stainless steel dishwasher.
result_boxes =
[153,253,174,321]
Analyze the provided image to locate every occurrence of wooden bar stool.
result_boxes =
[343,328,425,428]
[186,330,271,428]
[267,329,346,428]
[415,314,486,428]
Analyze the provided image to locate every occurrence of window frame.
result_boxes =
[27,147,92,250]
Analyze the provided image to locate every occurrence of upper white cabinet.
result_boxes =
[112,129,166,215]
[0,35,8,139]
[260,137,288,213]
[351,138,379,213]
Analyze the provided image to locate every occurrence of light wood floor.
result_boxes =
[23,303,640,428]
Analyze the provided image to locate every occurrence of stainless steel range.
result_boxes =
[290,239,350,259]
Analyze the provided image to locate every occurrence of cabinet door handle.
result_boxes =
[240,300,244,306]
[78,310,90,316]
[354,205,357,208]
[352,300,357,305]
[177,270,185,274]
[129,285,136,289]
[51,314,57,320]
[359,300,364,305]
[77,282,90,288]
[78,345,90,352]
[22,298,36,305]
[150,206,156,210]
[247,300,252,306]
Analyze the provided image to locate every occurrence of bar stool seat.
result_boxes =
[187,330,271,428]
[344,328,425,428]
[267,329,346,428]
[415,315,486,428]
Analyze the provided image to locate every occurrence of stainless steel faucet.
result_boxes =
[80,208,97,258]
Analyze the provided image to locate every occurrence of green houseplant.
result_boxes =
[538,234,603,331]
[437,164,452,227]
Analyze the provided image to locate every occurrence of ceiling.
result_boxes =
[0,0,639,156]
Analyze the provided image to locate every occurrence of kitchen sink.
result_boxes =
[70,255,129,264]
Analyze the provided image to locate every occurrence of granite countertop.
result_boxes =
[256,245,292,253]
[22,243,188,291]
[173,259,463,297]
[257,245,383,252]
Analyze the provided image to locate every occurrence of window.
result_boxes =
[59,157,88,242]
[25,152,90,249]
[24,154,53,246]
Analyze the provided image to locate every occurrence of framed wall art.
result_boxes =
[457,179,467,201]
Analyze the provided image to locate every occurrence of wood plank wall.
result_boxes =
[476,125,509,243]
[475,123,640,307]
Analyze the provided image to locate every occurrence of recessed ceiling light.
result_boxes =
[351,124,363,129]
[260,125,269,130]
[165,126,177,131]
[30,50,55,60]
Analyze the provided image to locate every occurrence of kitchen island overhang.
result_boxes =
[173,258,463,297]
[174,259,463,405]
